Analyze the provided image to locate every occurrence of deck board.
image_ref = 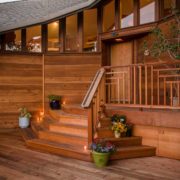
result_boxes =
[0,129,180,180]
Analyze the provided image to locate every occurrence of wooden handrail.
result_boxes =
[81,68,105,108]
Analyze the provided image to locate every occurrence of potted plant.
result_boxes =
[91,139,116,168]
[112,122,127,138]
[48,95,61,110]
[18,107,32,128]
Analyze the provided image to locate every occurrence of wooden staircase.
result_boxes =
[21,104,156,162]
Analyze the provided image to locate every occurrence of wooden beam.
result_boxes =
[21,28,26,52]
[155,0,160,21]
[78,12,83,52]
[41,24,47,53]
[115,0,120,30]
[134,0,139,26]
[60,18,65,53]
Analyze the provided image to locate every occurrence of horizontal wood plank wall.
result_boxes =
[106,108,180,159]
[44,54,101,108]
[0,55,43,128]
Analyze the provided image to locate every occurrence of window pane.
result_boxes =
[65,15,78,52]
[103,0,115,32]
[48,21,59,51]
[140,0,155,24]
[26,25,41,52]
[4,30,21,51]
[83,9,97,52]
[120,0,134,28]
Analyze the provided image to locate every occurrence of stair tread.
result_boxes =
[40,129,87,140]
[103,136,142,142]
[50,110,88,119]
[28,138,90,155]
[62,104,85,110]
[20,128,37,140]
[51,122,87,129]
[117,145,156,151]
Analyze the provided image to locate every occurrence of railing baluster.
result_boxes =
[178,83,180,106]
[151,66,153,105]
[164,77,166,105]
[139,66,142,105]
[170,82,173,106]
[123,73,125,104]
[157,70,160,105]
[128,66,131,104]
[117,78,120,103]
[134,66,136,104]
[145,65,148,105]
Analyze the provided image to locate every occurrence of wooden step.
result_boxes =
[38,130,88,147]
[49,110,88,126]
[99,117,112,127]
[26,139,91,161]
[49,123,88,138]
[62,104,88,116]
[20,128,37,141]
[110,145,156,160]
[103,136,142,147]
[97,128,114,138]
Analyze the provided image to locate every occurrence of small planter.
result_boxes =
[19,117,30,128]
[114,131,121,138]
[92,151,110,168]
[49,100,61,110]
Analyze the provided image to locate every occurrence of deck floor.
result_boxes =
[0,129,179,180]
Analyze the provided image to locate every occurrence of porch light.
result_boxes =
[115,38,123,42]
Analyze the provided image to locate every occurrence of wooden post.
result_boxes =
[87,107,93,147]
[157,71,160,105]
[145,65,148,105]
[123,73,125,104]
[164,77,166,105]
[170,82,173,106]
[151,66,153,105]
[133,66,136,104]
[42,54,45,113]
[139,66,142,105]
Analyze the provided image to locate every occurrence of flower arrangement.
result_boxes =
[111,114,126,123]
[112,122,127,133]
[19,107,32,118]
[91,139,116,153]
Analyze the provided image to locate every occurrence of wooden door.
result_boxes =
[109,41,133,103]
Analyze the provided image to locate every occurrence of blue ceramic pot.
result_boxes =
[49,100,60,110]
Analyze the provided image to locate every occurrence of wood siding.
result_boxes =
[0,55,43,128]
[44,54,101,108]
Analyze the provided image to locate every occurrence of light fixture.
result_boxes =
[115,38,123,42]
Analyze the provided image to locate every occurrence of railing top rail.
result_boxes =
[81,68,105,108]
[104,61,180,70]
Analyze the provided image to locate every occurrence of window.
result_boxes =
[48,21,60,51]
[4,30,21,51]
[120,0,134,28]
[83,9,97,52]
[103,0,115,32]
[26,25,41,52]
[65,15,78,51]
[140,0,155,24]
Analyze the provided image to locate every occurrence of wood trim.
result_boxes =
[115,0,120,30]
[87,107,93,146]
[97,5,103,52]
[42,54,45,113]
[78,12,83,52]
[21,28,26,52]
[155,0,160,21]
[134,0,139,26]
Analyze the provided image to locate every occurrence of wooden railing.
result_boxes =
[105,62,180,109]
[82,62,180,146]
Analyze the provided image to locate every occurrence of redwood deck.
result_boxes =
[0,129,179,180]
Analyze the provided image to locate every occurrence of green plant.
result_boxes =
[18,107,32,118]
[48,95,61,101]
[112,122,127,133]
[142,6,180,60]
[91,139,116,153]
[111,114,126,123]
